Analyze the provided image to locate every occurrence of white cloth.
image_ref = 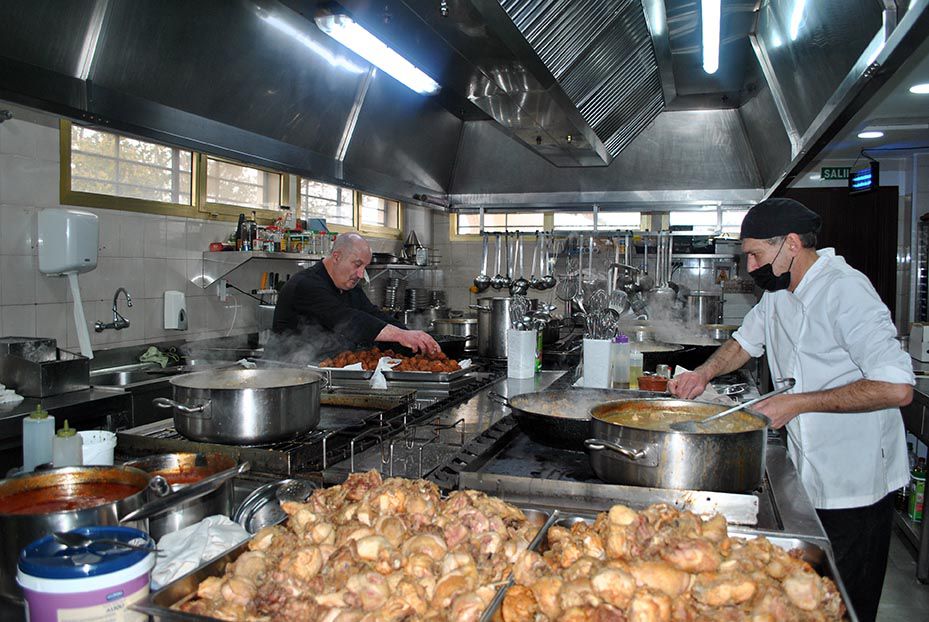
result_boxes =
[152,515,250,589]
[733,248,913,510]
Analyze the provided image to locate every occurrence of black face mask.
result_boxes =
[749,239,794,292]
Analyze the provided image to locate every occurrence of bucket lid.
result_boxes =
[18,526,153,579]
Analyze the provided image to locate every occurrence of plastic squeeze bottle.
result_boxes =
[23,404,55,472]
[53,420,83,467]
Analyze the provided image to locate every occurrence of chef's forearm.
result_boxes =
[789,379,912,414]
[695,339,751,381]
[375,323,404,343]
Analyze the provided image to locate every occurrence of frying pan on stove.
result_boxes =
[489,388,666,450]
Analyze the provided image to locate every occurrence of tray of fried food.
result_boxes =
[490,503,850,622]
[144,470,550,621]
[382,350,470,382]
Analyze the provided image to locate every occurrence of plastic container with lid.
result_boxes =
[22,403,55,472]
[18,526,155,622]
[52,420,83,467]
[77,430,117,466]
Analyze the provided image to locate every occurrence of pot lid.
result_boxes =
[18,527,153,579]
[170,368,323,390]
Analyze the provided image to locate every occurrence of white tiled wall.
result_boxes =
[0,113,264,351]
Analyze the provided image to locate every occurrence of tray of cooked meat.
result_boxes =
[318,347,471,382]
[486,504,852,622]
[135,470,550,621]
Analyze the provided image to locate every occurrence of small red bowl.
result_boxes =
[638,375,668,392]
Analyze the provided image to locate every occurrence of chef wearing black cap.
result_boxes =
[669,198,914,621]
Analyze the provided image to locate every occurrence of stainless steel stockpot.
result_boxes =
[430,317,478,353]
[154,368,325,444]
[586,398,768,493]
[470,296,512,359]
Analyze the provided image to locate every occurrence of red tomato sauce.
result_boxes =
[0,483,141,515]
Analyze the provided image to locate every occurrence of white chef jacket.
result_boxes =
[733,248,913,510]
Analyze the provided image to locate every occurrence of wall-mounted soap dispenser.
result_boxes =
[164,291,188,330]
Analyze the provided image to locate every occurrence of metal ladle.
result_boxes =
[511,232,530,296]
[529,232,543,290]
[501,232,513,290]
[541,232,556,290]
[473,232,491,292]
[53,531,160,553]
[491,234,506,289]
[670,378,796,433]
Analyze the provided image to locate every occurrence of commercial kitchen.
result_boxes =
[1,1,929,620]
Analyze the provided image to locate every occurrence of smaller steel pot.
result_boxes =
[431,317,478,353]
[124,453,235,541]
[703,324,739,341]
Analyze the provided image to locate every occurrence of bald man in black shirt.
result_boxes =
[270,232,438,362]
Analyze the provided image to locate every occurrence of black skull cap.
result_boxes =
[740,198,822,239]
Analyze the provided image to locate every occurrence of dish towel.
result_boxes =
[672,366,737,405]
[151,515,250,590]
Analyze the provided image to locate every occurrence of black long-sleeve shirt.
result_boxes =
[269,262,402,361]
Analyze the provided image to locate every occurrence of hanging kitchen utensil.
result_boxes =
[670,378,795,433]
[541,232,556,290]
[502,231,513,290]
[491,234,505,290]
[511,232,530,296]
[473,232,491,292]
[529,232,542,290]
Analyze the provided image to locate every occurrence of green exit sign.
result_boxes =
[820,166,851,180]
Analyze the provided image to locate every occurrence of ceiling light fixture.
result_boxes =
[857,130,884,139]
[701,0,721,74]
[910,83,929,94]
[789,0,806,42]
[314,13,440,95]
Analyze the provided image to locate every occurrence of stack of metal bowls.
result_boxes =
[404,287,428,310]
[383,278,402,310]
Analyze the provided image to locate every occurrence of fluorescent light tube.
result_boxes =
[910,83,929,94]
[857,131,884,139]
[315,13,440,95]
[789,0,806,41]
[701,0,720,75]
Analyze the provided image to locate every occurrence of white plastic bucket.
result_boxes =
[18,526,155,622]
[77,430,117,466]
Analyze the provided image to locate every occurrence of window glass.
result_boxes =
[669,210,719,233]
[300,179,353,226]
[360,194,400,230]
[457,212,545,234]
[206,158,281,210]
[553,211,641,230]
[70,126,192,204]
[720,209,749,235]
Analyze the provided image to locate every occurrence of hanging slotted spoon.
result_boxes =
[670,378,796,433]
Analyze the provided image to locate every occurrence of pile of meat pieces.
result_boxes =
[501,503,847,622]
[179,470,536,621]
[320,347,460,373]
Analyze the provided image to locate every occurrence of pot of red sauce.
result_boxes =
[0,465,161,602]
[125,453,236,541]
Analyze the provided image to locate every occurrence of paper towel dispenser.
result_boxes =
[37,209,98,275]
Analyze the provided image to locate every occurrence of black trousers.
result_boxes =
[816,493,895,622]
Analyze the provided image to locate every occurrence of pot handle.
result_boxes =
[120,462,251,524]
[147,475,171,498]
[153,397,212,418]
[487,392,511,408]
[584,438,659,467]
[468,305,491,312]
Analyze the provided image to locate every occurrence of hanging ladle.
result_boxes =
[670,378,796,433]
[511,232,530,295]
[541,232,556,290]
[491,233,506,289]
[474,232,491,292]
[529,232,543,290]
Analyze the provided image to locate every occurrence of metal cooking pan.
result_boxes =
[489,388,666,450]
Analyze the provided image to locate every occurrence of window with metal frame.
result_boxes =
[300,179,354,226]
[720,209,749,236]
[205,158,282,211]
[69,125,192,205]
[669,209,720,234]
[359,193,400,231]
[553,211,642,230]
[456,212,546,235]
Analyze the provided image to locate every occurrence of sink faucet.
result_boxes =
[95,288,132,332]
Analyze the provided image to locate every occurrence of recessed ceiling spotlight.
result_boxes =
[809,173,821,181]
[857,130,884,139]
[910,83,929,94]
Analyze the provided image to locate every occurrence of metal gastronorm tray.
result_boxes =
[134,506,553,621]
[480,510,857,622]
[382,365,474,382]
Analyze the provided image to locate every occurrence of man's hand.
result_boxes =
[395,329,440,355]
[667,370,709,399]
[752,394,801,429]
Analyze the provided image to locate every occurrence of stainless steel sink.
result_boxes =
[90,370,159,387]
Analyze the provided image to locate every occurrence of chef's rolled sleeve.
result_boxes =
[829,275,914,386]
[732,301,766,358]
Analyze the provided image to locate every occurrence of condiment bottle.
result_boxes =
[611,334,630,388]
[628,345,643,390]
[53,420,83,467]
[22,404,54,472]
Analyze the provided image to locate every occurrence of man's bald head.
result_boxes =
[325,232,372,291]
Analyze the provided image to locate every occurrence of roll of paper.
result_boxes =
[67,272,93,359]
